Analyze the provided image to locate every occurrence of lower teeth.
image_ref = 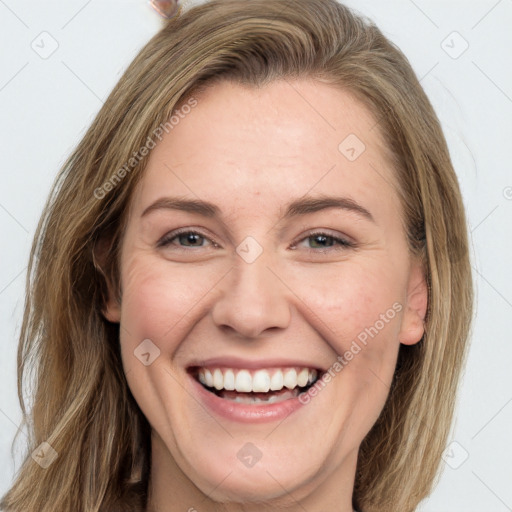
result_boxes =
[216,388,300,404]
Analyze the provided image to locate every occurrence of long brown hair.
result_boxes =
[0,0,473,510]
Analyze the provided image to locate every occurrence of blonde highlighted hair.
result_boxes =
[1,0,473,511]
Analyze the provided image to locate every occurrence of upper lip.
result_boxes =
[187,356,326,372]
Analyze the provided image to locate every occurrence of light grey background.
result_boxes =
[0,1,511,510]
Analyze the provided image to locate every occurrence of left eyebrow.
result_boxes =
[140,194,375,223]
[282,195,375,223]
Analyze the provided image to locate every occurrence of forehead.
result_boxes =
[132,79,401,222]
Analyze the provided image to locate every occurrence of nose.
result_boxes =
[211,250,291,339]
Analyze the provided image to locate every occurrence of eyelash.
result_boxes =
[291,231,354,251]
[157,228,355,252]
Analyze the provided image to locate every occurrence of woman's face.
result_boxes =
[104,79,427,509]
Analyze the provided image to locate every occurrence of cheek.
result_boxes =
[297,260,404,343]
[293,261,404,413]
[118,255,226,354]
[116,256,227,432]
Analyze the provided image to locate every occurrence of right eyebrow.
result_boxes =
[141,197,221,218]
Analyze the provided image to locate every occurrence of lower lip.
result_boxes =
[189,373,308,424]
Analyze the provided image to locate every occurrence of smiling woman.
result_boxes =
[0,1,473,512]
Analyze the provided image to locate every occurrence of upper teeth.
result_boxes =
[197,367,318,393]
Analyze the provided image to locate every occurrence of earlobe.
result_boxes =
[398,260,428,346]
[102,297,121,323]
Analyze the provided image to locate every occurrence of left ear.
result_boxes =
[398,258,428,345]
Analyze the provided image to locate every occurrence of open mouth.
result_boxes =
[189,366,321,405]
